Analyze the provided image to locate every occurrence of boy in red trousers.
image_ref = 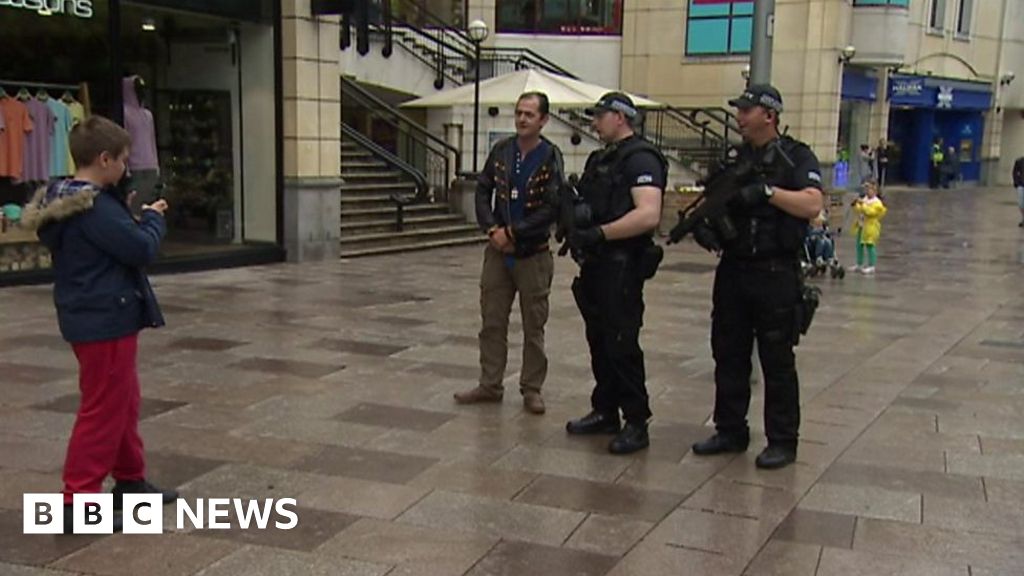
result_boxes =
[23,116,177,534]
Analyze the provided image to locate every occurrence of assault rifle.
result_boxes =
[667,139,795,245]
[555,174,593,263]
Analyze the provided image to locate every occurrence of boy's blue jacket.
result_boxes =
[22,180,166,343]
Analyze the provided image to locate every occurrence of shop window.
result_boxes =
[929,0,946,31]
[495,0,623,35]
[955,0,972,37]
[685,0,753,56]
[0,0,277,277]
[852,0,909,7]
[0,1,112,273]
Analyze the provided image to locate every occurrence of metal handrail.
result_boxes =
[342,79,455,202]
[342,75,461,175]
[347,0,741,173]
[341,123,428,201]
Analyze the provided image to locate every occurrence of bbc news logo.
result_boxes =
[24,494,299,535]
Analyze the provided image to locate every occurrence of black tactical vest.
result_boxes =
[578,136,667,227]
[723,136,811,259]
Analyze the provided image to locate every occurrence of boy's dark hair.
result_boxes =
[70,116,132,169]
[517,91,550,116]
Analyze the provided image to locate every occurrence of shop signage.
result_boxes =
[891,77,924,98]
[937,86,954,109]
[0,0,93,18]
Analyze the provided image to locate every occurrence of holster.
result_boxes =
[793,282,821,346]
[638,244,664,280]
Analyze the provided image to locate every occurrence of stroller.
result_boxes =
[801,208,845,279]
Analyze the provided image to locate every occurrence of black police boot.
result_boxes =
[608,422,649,455]
[62,504,124,535]
[691,433,749,456]
[755,445,797,470]
[566,410,621,435]
[112,480,179,510]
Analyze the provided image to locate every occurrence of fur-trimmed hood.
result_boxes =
[21,180,100,233]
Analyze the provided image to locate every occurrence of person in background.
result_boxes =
[941,146,960,189]
[1014,156,1024,227]
[930,138,944,189]
[858,144,875,193]
[874,138,889,189]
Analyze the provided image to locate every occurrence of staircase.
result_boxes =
[348,0,739,172]
[339,137,482,258]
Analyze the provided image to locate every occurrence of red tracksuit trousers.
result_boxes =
[63,334,146,505]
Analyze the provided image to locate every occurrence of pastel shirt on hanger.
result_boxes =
[0,98,33,181]
[66,101,86,172]
[22,98,54,182]
[47,99,74,177]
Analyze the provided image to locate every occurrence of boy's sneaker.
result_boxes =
[112,480,179,510]
[847,265,861,272]
[860,266,876,275]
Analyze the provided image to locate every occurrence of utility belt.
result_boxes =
[587,236,663,281]
[720,254,798,271]
[718,254,819,345]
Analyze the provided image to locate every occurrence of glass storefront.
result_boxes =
[0,0,279,277]
[496,0,623,35]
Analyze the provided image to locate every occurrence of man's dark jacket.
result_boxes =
[475,136,564,257]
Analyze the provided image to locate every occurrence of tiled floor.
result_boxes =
[1,186,1023,575]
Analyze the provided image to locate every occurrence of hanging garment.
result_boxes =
[66,100,86,172]
[123,77,159,172]
[47,99,75,177]
[22,98,55,183]
[0,97,33,181]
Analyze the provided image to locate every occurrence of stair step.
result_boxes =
[341,196,413,210]
[339,223,480,246]
[340,214,466,235]
[342,202,450,216]
[339,225,484,256]
[341,161,393,171]
[340,235,485,258]
[341,148,373,156]
[341,172,407,183]
[340,182,418,192]
[340,203,451,219]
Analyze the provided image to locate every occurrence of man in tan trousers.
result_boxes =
[454,92,564,414]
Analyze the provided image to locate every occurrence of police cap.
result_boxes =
[729,84,784,114]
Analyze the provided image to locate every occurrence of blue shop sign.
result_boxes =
[842,71,878,102]
[888,74,992,110]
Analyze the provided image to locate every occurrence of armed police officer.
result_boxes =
[690,85,823,469]
[563,93,667,455]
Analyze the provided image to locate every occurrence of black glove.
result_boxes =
[731,183,771,209]
[569,226,605,251]
[692,222,721,253]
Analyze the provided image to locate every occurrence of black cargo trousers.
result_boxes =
[710,257,802,448]
[572,244,653,425]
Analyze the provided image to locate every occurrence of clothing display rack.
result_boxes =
[0,79,80,91]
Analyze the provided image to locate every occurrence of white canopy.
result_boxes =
[400,68,661,109]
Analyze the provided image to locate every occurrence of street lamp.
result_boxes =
[467,19,489,173]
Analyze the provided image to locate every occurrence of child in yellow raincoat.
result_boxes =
[850,181,887,274]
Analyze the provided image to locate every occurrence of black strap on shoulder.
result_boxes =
[614,137,669,185]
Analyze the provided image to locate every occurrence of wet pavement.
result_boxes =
[1,186,1022,575]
